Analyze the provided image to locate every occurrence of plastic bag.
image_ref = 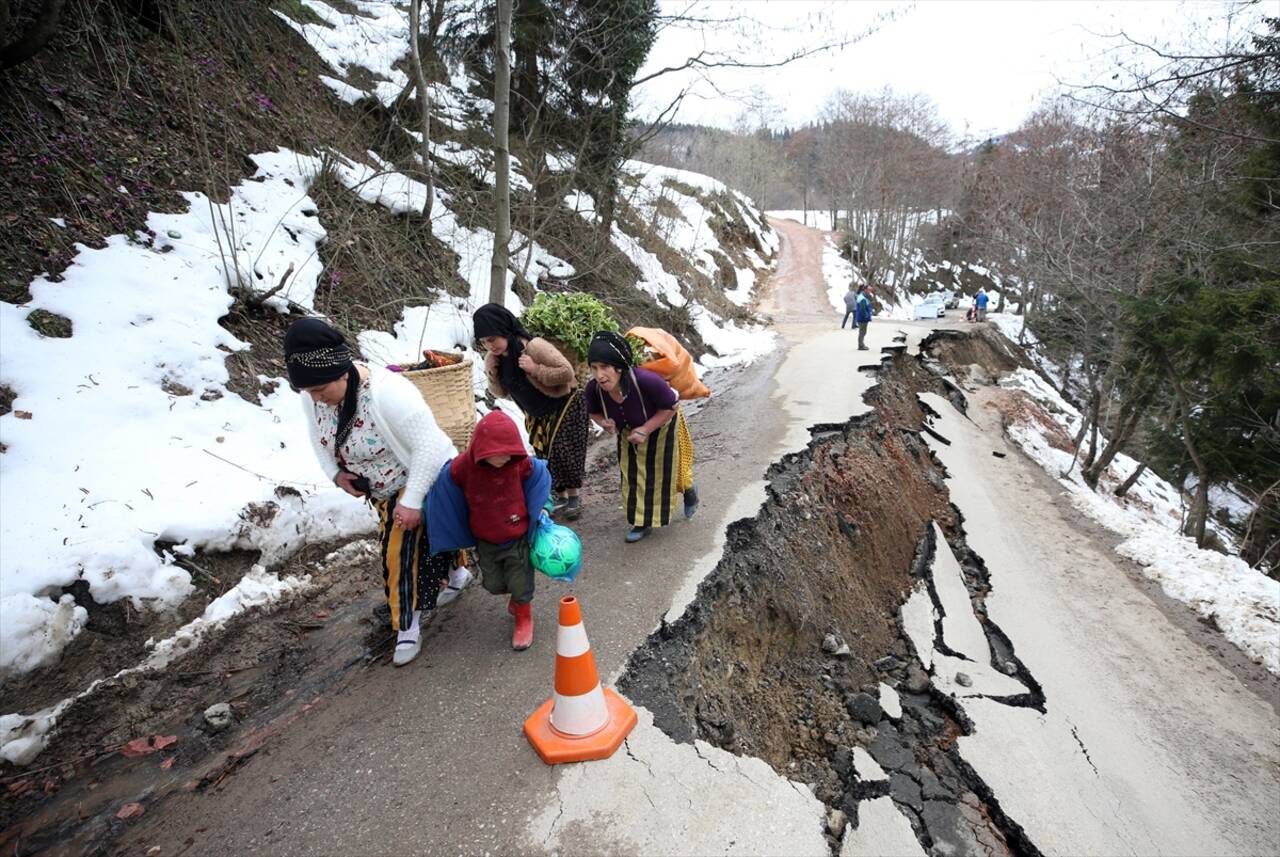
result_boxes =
[625,327,710,400]
[529,511,582,582]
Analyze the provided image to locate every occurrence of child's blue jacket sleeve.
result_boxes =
[523,458,552,539]
[425,460,475,553]
[426,457,552,551]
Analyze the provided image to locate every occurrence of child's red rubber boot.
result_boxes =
[511,600,533,651]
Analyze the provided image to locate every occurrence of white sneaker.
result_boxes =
[393,611,422,667]
[436,567,474,607]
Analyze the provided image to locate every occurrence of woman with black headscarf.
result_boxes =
[284,318,463,667]
[584,331,699,543]
[473,303,589,520]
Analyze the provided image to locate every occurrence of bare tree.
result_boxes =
[817,88,956,296]
[408,0,436,228]
[489,0,513,304]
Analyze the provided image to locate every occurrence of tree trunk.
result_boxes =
[511,6,541,135]
[1063,383,1097,479]
[408,0,434,228]
[1188,476,1210,547]
[1166,364,1210,546]
[1114,462,1146,497]
[1082,414,1100,472]
[594,107,625,236]
[1073,387,1097,449]
[1083,389,1150,489]
[1,0,66,69]
[1241,482,1279,572]
[488,0,513,305]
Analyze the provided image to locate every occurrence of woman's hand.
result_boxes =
[627,427,648,445]
[394,505,422,531]
[517,353,536,373]
[593,416,616,434]
[335,471,364,497]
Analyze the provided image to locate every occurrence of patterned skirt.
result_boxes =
[525,391,589,493]
[616,407,694,529]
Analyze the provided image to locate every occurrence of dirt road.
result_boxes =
[79,216,1280,855]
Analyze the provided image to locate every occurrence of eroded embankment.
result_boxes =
[619,334,1045,856]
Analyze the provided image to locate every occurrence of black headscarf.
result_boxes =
[473,303,533,361]
[283,318,361,450]
[474,303,558,416]
[587,330,633,371]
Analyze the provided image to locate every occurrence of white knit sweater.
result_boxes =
[301,364,455,510]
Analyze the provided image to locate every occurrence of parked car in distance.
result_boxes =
[913,295,947,320]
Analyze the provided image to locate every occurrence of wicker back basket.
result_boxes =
[545,337,591,388]
[401,360,476,451]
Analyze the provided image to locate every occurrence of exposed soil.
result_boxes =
[0,538,394,855]
[619,336,1047,855]
[924,327,1032,378]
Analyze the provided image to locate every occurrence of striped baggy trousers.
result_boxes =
[616,407,694,529]
[372,490,453,631]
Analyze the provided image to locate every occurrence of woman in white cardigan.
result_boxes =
[285,318,464,667]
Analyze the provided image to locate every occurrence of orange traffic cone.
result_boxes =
[523,595,638,765]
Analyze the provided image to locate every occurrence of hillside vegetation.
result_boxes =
[0,0,777,758]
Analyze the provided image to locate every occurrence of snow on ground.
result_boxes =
[276,1,410,104]
[998,368,1280,674]
[0,149,369,680]
[332,157,572,307]
[561,161,778,366]
[621,161,762,283]
[689,304,776,368]
[0,566,313,766]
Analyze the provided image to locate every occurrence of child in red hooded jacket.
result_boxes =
[449,410,541,649]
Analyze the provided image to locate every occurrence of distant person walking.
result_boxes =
[841,285,859,330]
[473,303,588,521]
[285,318,463,668]
[855,284,874,350]
[584,331,698,543]
[975,288,990,322]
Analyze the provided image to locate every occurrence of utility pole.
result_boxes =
[488,0,513,305]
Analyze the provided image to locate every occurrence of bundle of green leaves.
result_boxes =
[522,292,621,362]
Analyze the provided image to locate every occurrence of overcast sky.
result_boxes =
[633,0,1265,141]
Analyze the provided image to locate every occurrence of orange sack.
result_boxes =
[625,327,711,400]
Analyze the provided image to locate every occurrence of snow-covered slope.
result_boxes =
[997,366,1279,674]
[0,0,778,764]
